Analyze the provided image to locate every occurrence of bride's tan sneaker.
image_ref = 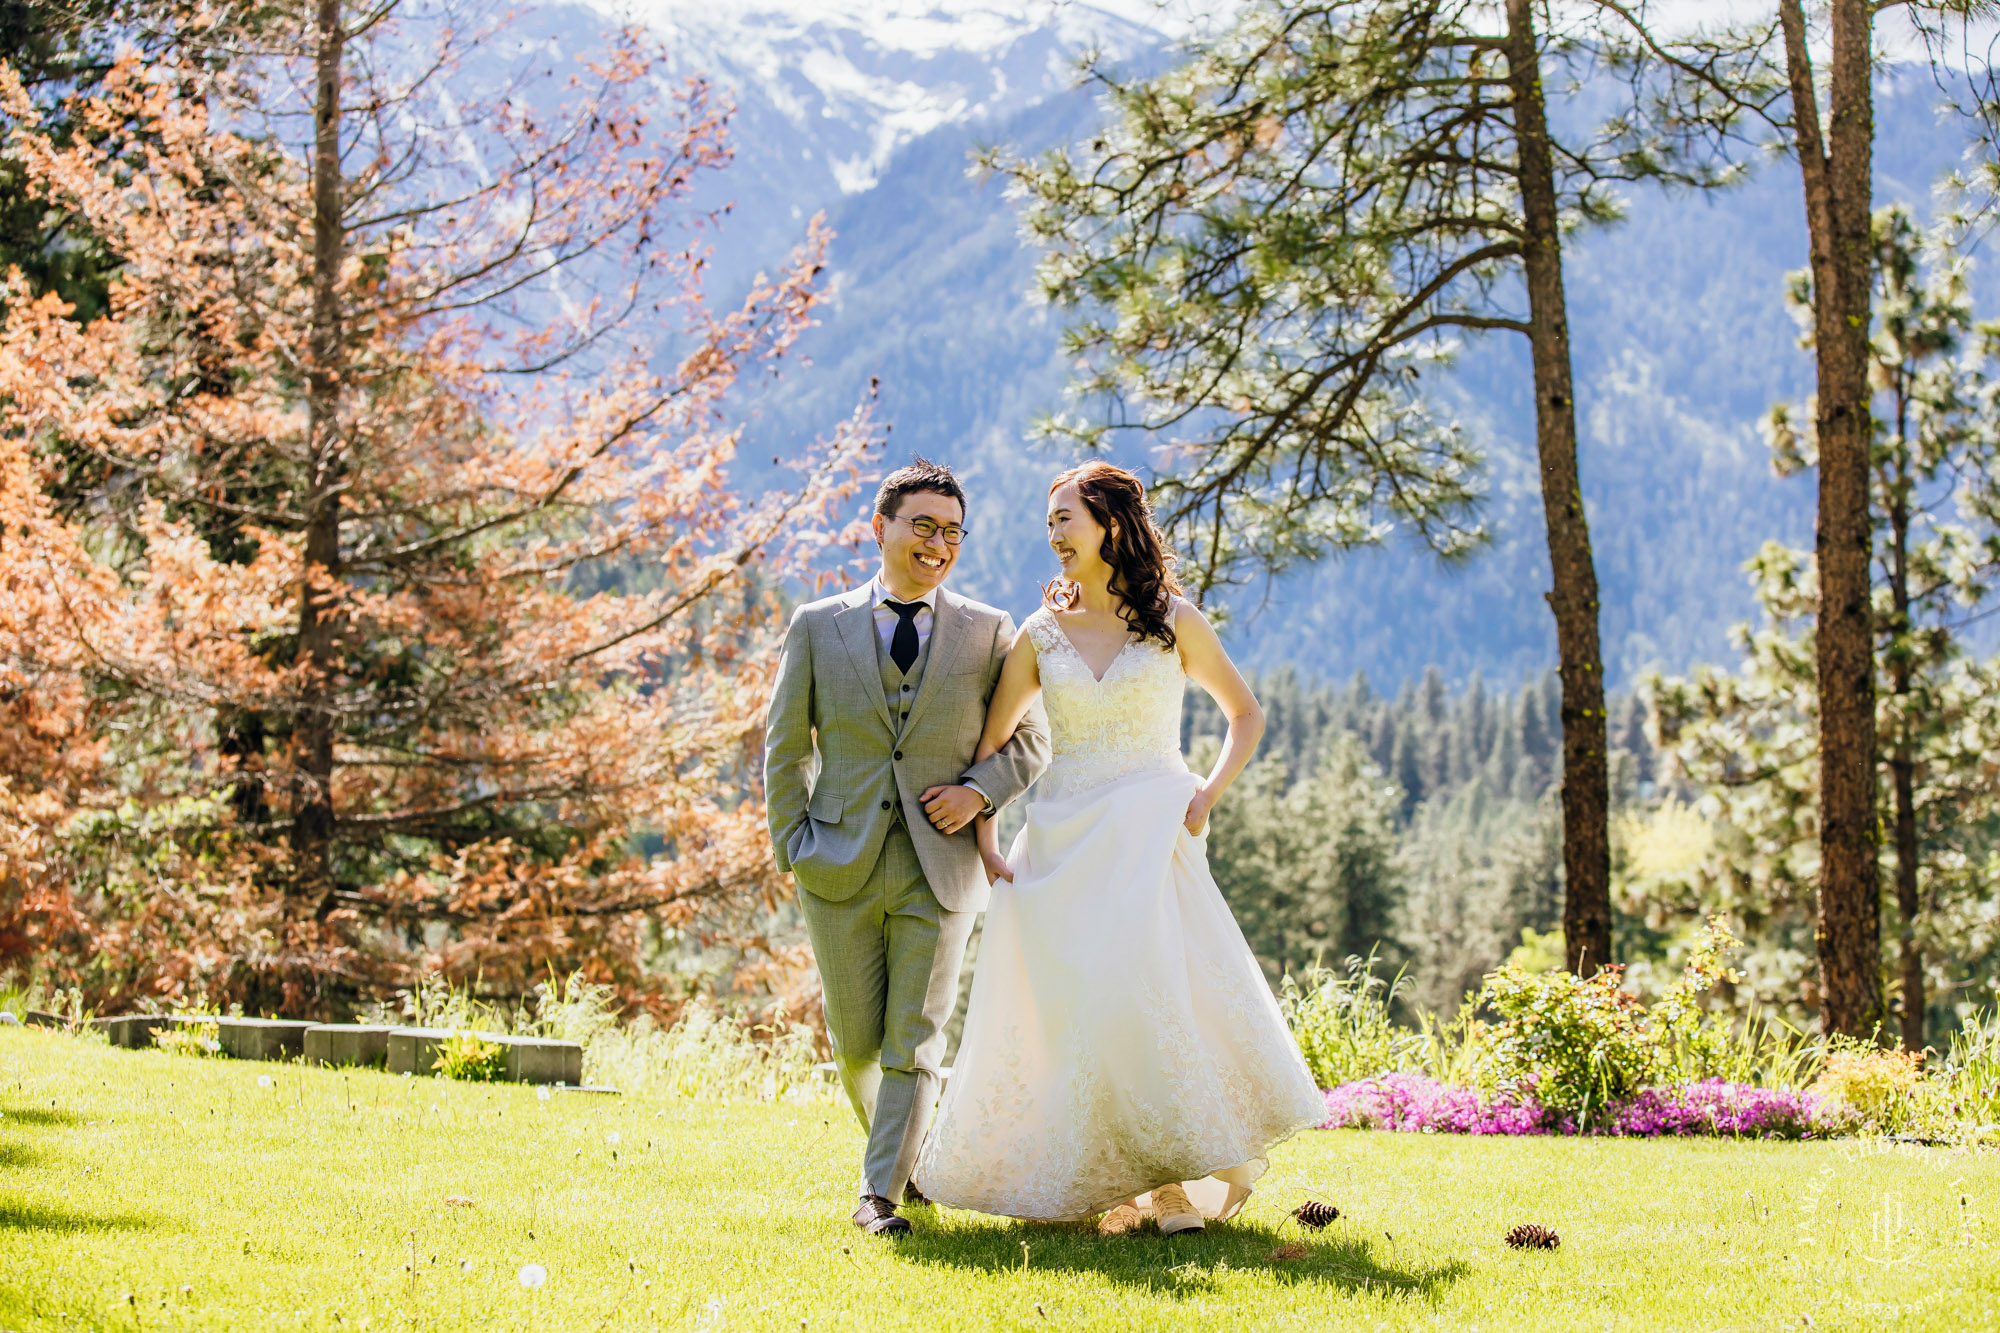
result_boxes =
[1097,1202,1144,1236]
[1151,1183,1204,1235]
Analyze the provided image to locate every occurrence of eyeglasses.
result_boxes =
[895,515,969,545]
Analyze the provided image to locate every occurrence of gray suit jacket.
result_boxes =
[764,582,1050,914]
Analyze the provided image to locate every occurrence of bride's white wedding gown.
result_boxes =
[912,607,1324,1222]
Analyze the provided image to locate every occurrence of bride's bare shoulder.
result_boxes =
[1169,597,1228,667]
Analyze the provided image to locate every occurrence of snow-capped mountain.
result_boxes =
[609,0,1183,194]
[552,0,1190,316]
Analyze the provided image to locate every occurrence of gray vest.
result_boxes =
[877,611,933,746]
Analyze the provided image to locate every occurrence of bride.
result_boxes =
[912,460,1324,1234]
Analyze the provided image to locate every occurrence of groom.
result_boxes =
[764,459,1049,1236]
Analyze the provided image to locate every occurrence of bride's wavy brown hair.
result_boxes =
[1043,461,1184,651]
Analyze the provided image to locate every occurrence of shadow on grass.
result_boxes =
[0,1095,155,1234]
[0,1103,80,1129]
[896,1217,1469,1300]
[0,1140,45,1169]
[0,1098,77,1172]
[0,1199,154,1234]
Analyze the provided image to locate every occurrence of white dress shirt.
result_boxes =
[868,575,936,661]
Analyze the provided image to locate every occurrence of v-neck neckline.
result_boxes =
[1051,615,1132,685]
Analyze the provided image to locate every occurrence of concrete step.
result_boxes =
[499,1036,585,1086]
[215,1018,315,1061]
[89,1015,170,1049]
[304,1024,394,1068]
[386,1027,583,1084]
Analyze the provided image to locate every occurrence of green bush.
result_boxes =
[1279,954,1427,1088]
[1806,1037,1927,1133]
[1480,963,1657,1124]
[1648,918,1758,1083]
[1481,917,1752,1124]
[153,1019,221,1058]
[432,1031,507,1082]
[1413,996,1490,1090]
[1937,1009,2000,1133]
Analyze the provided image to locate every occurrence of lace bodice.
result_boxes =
[1023,606,1187,800]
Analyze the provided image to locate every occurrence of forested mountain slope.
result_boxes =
[598,1,1989,688]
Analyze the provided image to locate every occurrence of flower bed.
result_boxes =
[1320,1072,1824,1139]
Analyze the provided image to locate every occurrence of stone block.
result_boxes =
[90,1014,169,1049]
[386,1027,453,1076]
[217,1017,314,1061]
[503,1036,583,1086]
[385,1027,583,1083]
[305,1024,392,1068]
[23,1010,66,1030]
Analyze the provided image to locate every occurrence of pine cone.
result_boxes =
[1291,1200,1340,1230]
[1505,1223,1560,1250]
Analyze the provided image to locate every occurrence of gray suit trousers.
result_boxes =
[801,823,974,1203]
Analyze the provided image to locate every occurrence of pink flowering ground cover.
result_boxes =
[1319,1072,1825,1138]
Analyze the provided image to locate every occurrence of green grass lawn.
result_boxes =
[5,1026,1999,1332]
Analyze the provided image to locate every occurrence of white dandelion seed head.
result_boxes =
[605,1131,621,1145]
[517,1263,548,1290]
[257,1075,274,1088]
[537,1086,552,1102]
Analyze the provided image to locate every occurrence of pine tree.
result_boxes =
[1462,674,1490,789]
[1605,0,1998,1037]
[0,0,123,319]
[0,5,875,1012]
[1392,723,1424,818]
[1186,663,1612,1006]
[992,0,1756,977]
[1652,208,2000,1046]
[1424,725,1454,800]
[1520,684,1553,791]
[1421,666,1449,726]
[1487,713,1524,798]
[1202,734,1405,982]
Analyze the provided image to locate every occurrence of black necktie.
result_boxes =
[885,598,923,675]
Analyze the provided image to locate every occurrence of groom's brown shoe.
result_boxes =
[852,1195,911,1236]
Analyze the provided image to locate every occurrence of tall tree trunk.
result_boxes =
[296,0,345,912]
[1780,0,1883,1037]
[1890,672,1922,1051]
[1506,0,1612,977]
[1886,427,1922,1051]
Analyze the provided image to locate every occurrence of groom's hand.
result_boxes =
[920,784,984,835]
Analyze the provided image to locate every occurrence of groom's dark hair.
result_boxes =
[874,457,966,521]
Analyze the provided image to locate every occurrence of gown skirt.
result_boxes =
[912,762,1326,1223]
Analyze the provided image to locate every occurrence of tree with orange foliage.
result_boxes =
[0,2,875,1017]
